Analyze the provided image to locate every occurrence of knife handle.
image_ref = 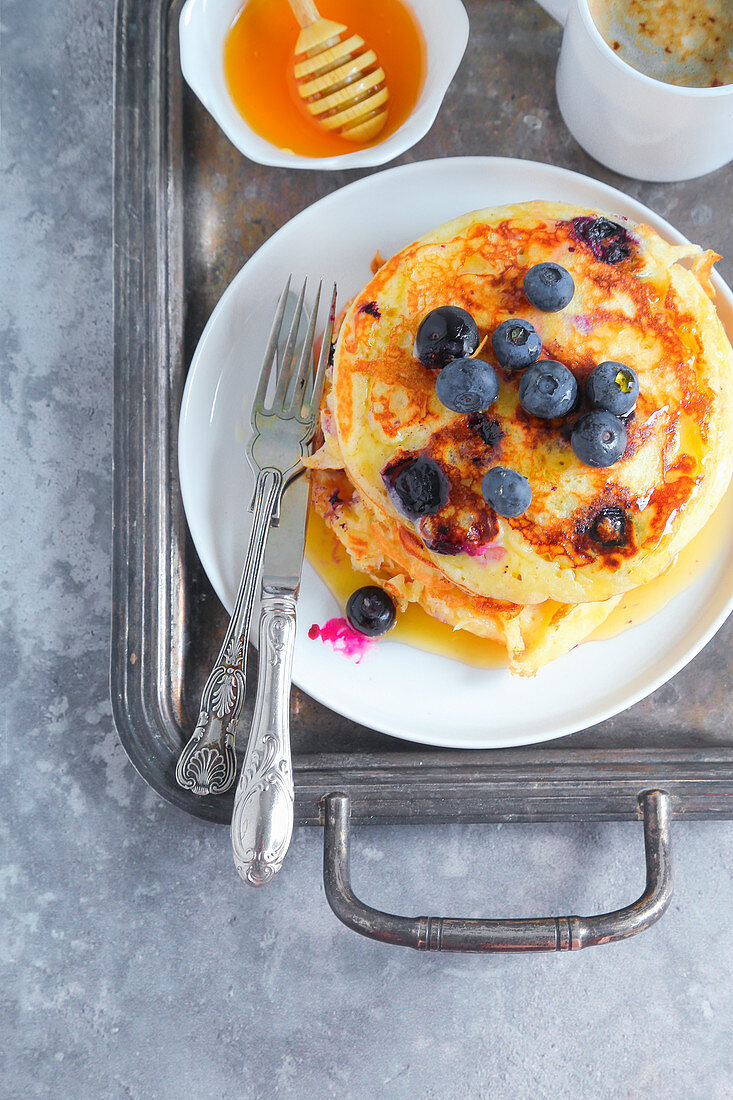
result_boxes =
[230,595,296,886]
[175,468,282,796]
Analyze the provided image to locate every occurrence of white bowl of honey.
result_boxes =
[179,0,469,169]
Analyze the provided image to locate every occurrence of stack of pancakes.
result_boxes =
[305,201,733,674]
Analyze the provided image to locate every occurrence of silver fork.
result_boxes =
[175,276,336,796]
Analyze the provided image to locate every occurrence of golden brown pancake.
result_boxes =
[305,200,733,672]
[309,462,622,675]
[327,201,733,605]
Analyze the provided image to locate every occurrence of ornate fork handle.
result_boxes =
[230,595,296,885]
[175,467,283,796]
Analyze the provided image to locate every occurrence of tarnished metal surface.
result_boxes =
[322,791,673,950]
[111,0,733,826]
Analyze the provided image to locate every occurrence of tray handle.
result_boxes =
[322,790,672,952]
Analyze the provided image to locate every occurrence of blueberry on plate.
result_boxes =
[346,586,396,637]
[435,357,499,414]
[586,361,639,416]
[481,466,532,518]
[390,456,449,517]
[523,263,575,312]
[491,319,542,370]
[414,306,480,369]
[518,360,577,419]
[571,410,627,468]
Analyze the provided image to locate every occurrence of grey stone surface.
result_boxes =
[2,1,732,1098]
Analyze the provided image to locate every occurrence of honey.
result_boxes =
[305,487,733,668]
[305,508,507,668]
[223,0,427,158]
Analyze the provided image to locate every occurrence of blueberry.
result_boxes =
[481,466,532,518]
[388,456,449,517]
[491,319,542,370]
[586,361,639,416]
[523,263,575,312]
[346,586,396,637]
[518,360,577,419]
[414,306,480,369]
[571,410,627,468]
[572,217,632,265]
[467,412,504,449]
[435,357,499,414]
[589,506,628,547]
[420,522,462,556]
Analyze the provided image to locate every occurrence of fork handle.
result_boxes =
[230,595,296,886]
[175,468,282,796]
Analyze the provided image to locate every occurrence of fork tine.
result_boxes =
[272,278,307,410]
[286,280,322,415]
[302,283,337,422]
[251,276,291,421]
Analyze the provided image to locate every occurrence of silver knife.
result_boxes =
[230,467,311,886]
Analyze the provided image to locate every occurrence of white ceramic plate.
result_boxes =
[178,157,733,749]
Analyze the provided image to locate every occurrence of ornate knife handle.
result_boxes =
[230,596,296,885]
[175,468,283,796]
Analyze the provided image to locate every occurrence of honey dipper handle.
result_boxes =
[287,0,321,29]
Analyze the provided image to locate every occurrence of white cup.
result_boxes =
[535,0,733,182]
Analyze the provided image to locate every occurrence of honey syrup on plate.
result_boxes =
[305,509,508,668]
[305,488,733,668]
[223,0,426,158]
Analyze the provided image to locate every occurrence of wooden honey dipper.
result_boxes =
[287,0,389,142]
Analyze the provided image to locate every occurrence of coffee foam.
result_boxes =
[589,0,733,88]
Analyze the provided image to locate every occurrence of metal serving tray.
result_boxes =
[111,0,733,949]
